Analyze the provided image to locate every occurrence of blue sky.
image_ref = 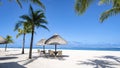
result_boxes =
[0,0,120,47]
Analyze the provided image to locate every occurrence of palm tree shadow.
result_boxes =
[22,55,40,65]
[99,55,120,63]
[77,59,118,68]
[6,53,28,56]
[0,62,26,68]
[0,57,18,60]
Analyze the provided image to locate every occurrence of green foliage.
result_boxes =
[16,29,24,38]
[15,21,32,38]
[20,5,49,59]
[99,0,113,5]
[100,7,120,22]
[1,0,45,9]
[100,0,120,22]
[5,35,13,44]
[75,0,93,15]
[20,5,49,31]
[74,0,120,22]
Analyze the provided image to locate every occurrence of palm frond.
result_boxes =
[99,0,113,5]
[14,21,24,31]
[113,0,120,7]
[39,25,49,31]
[37,19,47,24]
[100,7,120,22]
[30,0,45,10]
[75,0,93,15]
[16,29,24,38]
[13,0,45,9]
[6,35,13,43]
[16,0,22,8]
[24,22,32,33]
[29,5,35,21]
[37,12,46,19]
[20,15,31,21]
[16,33,22,38]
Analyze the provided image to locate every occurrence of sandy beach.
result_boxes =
[0,48,120,68]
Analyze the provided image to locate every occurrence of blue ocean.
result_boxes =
[0,41,120,51]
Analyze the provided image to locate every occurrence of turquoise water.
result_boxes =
[0,43,120,51]
[0,45,120,51]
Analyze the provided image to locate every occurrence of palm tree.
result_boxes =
[74,0,120,22]
[5,35,13,51]
[0,0,45,9]
[15,22,32,54]
[100,0,120,22]
[20,5,49,59]
[15,0,45,9]
[74,0,93,15]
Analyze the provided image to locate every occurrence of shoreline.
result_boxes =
[0,48,120,68]
[0,47,120,51]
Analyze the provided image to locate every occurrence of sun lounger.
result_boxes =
[37,49,40,53]
[37,49,43,56]
[41,50,46,54]
[37,49,46,56]
[57,51,62,56]
[49,50,55,56]
[48,50,51,54]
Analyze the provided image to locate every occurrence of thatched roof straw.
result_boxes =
[45,34,67,45]
[36,39,46,46]
[0,36,7,44]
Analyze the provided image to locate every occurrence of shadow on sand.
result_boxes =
[77,55,120,68]
[22,55,41,65]
[78,59,118,68]
[0,62,26,68]
[0,57,18,60]
[5,53,28,56]
[5,52,38,56]
[22,54,69,65]
[99,55,120,63]
[40,54,69,60]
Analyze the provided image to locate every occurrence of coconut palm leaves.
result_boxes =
[75,0,120,22]
[75,0,93,15]
[15,0,45,9]
[15,21,32,54]
[0,0,45,9]
[100,0,120,22]
[99,0,113,5]
[20,5,49,59]
[100,7,120,22]
[5,35,13,51]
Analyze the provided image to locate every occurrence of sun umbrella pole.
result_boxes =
[54,44,57,56]
[55,44,57,52]
[5,43,7,51]
[43,46,45,51]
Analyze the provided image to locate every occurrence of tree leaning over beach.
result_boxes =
[75,0,120,22]
[5,35,13,51]
[20,5,49,59]
[14,22,32,54]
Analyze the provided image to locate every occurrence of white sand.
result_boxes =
[0,48,120,68]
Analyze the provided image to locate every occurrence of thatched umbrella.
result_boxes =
[36,39,46,52]
[45,34,67,55]
[0,36,6,44]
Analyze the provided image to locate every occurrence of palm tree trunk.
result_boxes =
[22,33,25,54]
[5,44,7,51]
[29,26,34,59]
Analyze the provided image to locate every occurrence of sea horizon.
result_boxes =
[0,46,120,51]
